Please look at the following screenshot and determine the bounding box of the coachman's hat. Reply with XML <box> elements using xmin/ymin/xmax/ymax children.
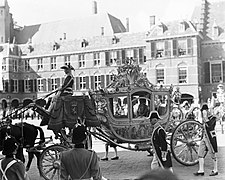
<box><xmin>60</xmin><ymin>64</ymin><xmax>75</xmax><ymax>70</ymax></box>
<box><xmin>149</xmin><ymin>111</ymin><xmax>162</xmax><ymax>120</ymax></box>
<box><xmin>200</xmin><ymin>103</ymin><xmax>209</xmax><ymax>111</ymax></box>
<box><xmin>2</xmin><ymin>136</ymin><xmax>18</xmax><ymax>156</ymax></box>
<box><xmin>72</xmin><ymin>124</ymin><xmax>87</xmax><ymax>144</ymax></box>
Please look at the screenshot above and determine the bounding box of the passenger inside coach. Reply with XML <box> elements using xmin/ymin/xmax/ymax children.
<box><xmin>132</xmin><ymin>92</ymin><xmax>151</xmax><ymax>118</ymax></box>
<box><xmin>137</xmin><ymin>98</ymin><xmax>150</xmax><ymax>117</ymax></box>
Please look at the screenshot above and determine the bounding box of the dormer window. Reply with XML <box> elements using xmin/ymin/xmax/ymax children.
<box><xmin>81</xmin><ymin>39</ymin><xmax>88</xmax><ymax>47</ymax></box>
<box><xmin>28</xmin><ymin>45</ymin><xmax>34</xmax><ymax>53</ymax></box>
<box><xmin>157</xmin><ymin>22</ymin><xmax>167</xmax><ymax>35</ymax></box>
<box><xmin>179</xmin><ymin>21</ymin><xmax>186</xmax><ymax>32</ymax></box>
<box><xmin>112</xmin><ymin>36</ymin><xmax>119</xmax><ymax>44</ymax></box>
<box><xmin>53</xmin><ymin>42</ymin><xmax>60</xmax><ymax>50</ymax></box>
<box><xmin>212</xmin><ymin>20</ymin><xmax>219</xmax><ymax>37</ymax></box>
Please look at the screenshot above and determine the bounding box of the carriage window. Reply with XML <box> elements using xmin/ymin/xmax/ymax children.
<box><xmin>154</xmin><ymin>94</ymin><xmax>169</xmax><ymax>116</ymax></box>
<box><xmin>110</xmin><ymin>96</ymin><xmax>128</xmax><ymax>118</ymax></box>
<box><xmin>132</xmin><ymin>92</ymin><xmax>151</xmax><ymax>118</ymax></box>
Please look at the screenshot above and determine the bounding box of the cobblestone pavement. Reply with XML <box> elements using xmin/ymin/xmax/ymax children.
<box><xmin>3</xmin><ymin>120</ymin><xmax>225</xmax><ymax>180</ymax></box>
<box><xmin>26</xmin><ymin>132</ymin><xmax>225</xmax><ymax>180</ymax></box>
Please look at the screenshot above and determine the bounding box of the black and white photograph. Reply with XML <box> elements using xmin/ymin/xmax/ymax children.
<box><xmin>0</xmin><ymin>0</ymin><xmax>225</xmax><ymax>179</ymax></box>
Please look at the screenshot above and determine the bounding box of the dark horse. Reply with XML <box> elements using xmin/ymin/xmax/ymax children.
<box><xmin>0</xmin><ymin>122</ymin><xmax>45</xmax><ymax>173</ymax></box>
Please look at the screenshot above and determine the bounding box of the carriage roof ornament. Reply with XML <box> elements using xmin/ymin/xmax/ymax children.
<box><xmin>104</xmin><ymin>60</ymin><xmax>172</xmax><ymax>94</ymax></box>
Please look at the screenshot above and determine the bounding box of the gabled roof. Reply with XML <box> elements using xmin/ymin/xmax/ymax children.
<box><xmin>19</xmin><ymin>32</ymin><xmax>146</xmax><ymax>57</ymax></box>
<box><xmin>14</xmin><ymin>12</ymin><xmax>126</xmax><ymax>45</ymax></box>
<box><xmin>146</xmin><ymin>20</ymin><xmax>198</xmax><ymax>40</ymax></box>
<box><xmin>191</xmin><ymin>1</ymin><xmax>225</xmax><ymax>40</ymax></box>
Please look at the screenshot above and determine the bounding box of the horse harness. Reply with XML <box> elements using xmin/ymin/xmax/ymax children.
<box><xmin>0</xmin><ymin>159</ymin><xmax>17</xmax><ymax>180</ymax></box>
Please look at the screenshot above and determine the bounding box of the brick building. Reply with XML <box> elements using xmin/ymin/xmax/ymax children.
<box><xmin>0</xmin><ymin>0</ymin><xmax>224</xmax><ymax>109</ymax></box>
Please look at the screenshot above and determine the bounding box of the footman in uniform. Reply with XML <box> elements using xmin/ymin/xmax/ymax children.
<box><xmin>60</xmin><ymin>124</ymin><xmax>106</xmax><ymax>180</ymax></box>
<box><xmin>193</xmin><ymin>103</ymin><xmax>218</xmax><ymax>176</ymax></box>
<box><xmin>150</xmin><ymin>111</ymin><xmax>173</xmax><ymax>172</ymax></box>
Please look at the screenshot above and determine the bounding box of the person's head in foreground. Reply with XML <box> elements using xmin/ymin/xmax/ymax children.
<box><xmin>2</xmin><ymin>136</ymin><xmax>19</xmax><ymax>156</ymax></box>
<box><xmin>72</xmin><ymin>124</ymin><xmax>87</xmax><ymax>145</ymax></box>
<box><xmin>137</xmin><ymin>169</ymin><xmax>179</xmax><ymax>180</ymax></box>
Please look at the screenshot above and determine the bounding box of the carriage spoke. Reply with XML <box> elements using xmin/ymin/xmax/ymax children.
<box><xmin>50</xmin><ymin>168</ymin><xmax>57</xmax><ymax>180</ymax></box>
<box><xmin>174</xmin><ymin>137</ymin><xmax>187</xmax><ymax>144</ymax></box>
<box><xmin>175</xmin><ymin>144</ymin><xmax>187</xmax><ymax>157</ymax></box>
<box><xmin>42</xmin><ymin>164</ymin><xmax>53</xmax><ymax>168</ymax></box>
<box><xmin>42</xmin><ymin>157</ymin><xmax>53</xmax><ymax>163</ymax></box>
<box><xmin>44</xmin><ymin>166</ymin><xmax>54</xmax><ymax>175</ymax></box>
<box><xmin>178</xmin><ymin>128</ymin><xmax>188</xmax><ymax>141</ymax></box>
<box><xmin>46</xmin><ymin>151</ymin><xmax>56</xmax><ymax>160</ymax></box>
<box><xmin>190</xmin><ymin>144</ymin><xmax>199</xmax><ymax>154</ymax></box>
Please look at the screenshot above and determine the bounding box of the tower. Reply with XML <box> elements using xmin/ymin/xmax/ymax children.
<box><xmin>0</xmin><ymin>0</ymin><xmax>12</xmax><ymax>44</ymax></box>
<box><xmin>199</xmin><ymin>0</ymin><xmax>210</xmax><ymax>38</ymax></box>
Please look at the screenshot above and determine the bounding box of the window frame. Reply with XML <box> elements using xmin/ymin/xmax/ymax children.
<box><xmin>2</xmin><ymin>58</ymin><xmax>6</xmax><ymax>71</ymax></box>
<box><xmin>177</xmin><ymin>39</ymin><xmax>187</xmax><ymax>56</ymax></box>
<box><xmin>12</xmin><ymin>59</ymin><xmax>18</xmax><ymax>72</ymax></box>
<box><xmin>79</xmin><ymin>76</ymin><xmax>86</xmax><ymax>90</ymax></box>
<box><xmin>24</xmin><ymin>79</ymin><xmax>31</xmax><ymax>92</ymax></box>
<box><xmin>94</xmin><ymin>75</ymin><xmax>101</xmax><ymax>89</ymax></box>
<box><xmin>37</xmin><ymin>58</ymin><xmax>43</xmax><ymax>71</ymax></box>
<box><xmin>155</xmin><ymin>41</ymin><xmax>165</xmax><ymax>58</ymax></box>
<box><xmin>78</xmin><ymin>54</ymin><xmax>85</xmax><ymax>68</ymax></box>
<box><xmin>178</xmin><ymin>66</ymin><xmax>187</xmax><ymax>84</ymax></box>
<box><xmin>50</xmin><ymin>57</ymin><xmax>57</xmax><ymax>70</ymax></box>
<box><xmin>156</xmin><ymin>66</ymin><xmax>165</xmax><ymax>84</ymax></box>
<box><xmin>51</xmin><ymin>78</ymin><xmax>58</xmax><ymax>91</ymax></box>
<box><xmin>64</xmin><ymin>55</ymin><xmax>71</xmax><ymax>66</ymax></box>
<box><xmin>93</xmin><ymin>52</ymin><xmax>101</xmax><ymax>67</ymax></box>
<box><xmin>211</xmin><ymin>62</ymin><xmax>222</xmax><ymax>83</ymax></box>
<box><xmin>12</xmin><ymin>79</ymin><xmax>18</xmax><ymax>93</ymax></box>
<box><xmin>37</xmin><ymin>78</ymin><xmax>45</xmax><ymax>92</ymax></box>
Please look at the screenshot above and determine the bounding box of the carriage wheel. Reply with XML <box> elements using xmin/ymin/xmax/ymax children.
<box><xmin>170</xmin><ymin>120</ymin><xmax>202</xmax><ymax>166</ymax></box>
<box><xmin>39</xmin><ymin>144</ymin><xmax>68</xmax><ymax>180</ymax></box>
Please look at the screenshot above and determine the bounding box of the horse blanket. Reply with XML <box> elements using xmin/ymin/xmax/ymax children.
<box><xmin>47</xmin><ymin>95</ymin><xmax>100</xmax><ymax>131</ymax></box>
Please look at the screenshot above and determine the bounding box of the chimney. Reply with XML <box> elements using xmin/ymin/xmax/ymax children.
<box><xmin>149</xmin><ymin>15</ymin><xmax>155</xmax><ymax>29</ymax></box>
<box><xmin>101</xmin><ymin>27</ymin><xmax>104</xmax><ymax>36</ymax></box>
<box><xmin>92</xmin><ymin>1</ymin><xmax>97</xmax><ymax>14</ymax></box>
<box><xmin>126</xmin><ymin>18</ymin><xmax>129</xmax><ymax>32</ymax></box>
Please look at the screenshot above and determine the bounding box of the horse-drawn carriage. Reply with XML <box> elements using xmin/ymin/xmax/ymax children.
<box><xmin>0</xmin><ymin>63</ymin><xmax>203</xmax><ymax>180</ymax></box>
